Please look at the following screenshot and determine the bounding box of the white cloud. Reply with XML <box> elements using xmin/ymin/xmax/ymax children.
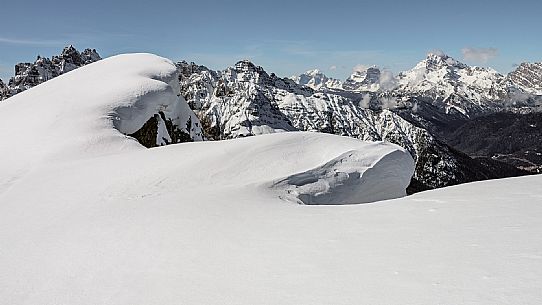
<box><xmin>412</xmin><ymin>102</ymin><xmax>419</xmax><ymax>113</ymax></box>
<box><xmin>380</xmin><ymin>97</ymin><xmax>398</xmax><ymax>110</ymax></box>
<box><xmin>379</xmin><ymin>70</ymin><xmax>398</xmax><ymax>91</ymax></box>
<box><xmin>359</xmin><ymin>94</ymin><xmax>371</xmax><ymax>108</ymax></box>
<box><xmin>329</xmin><ymin>65</ymin><xmax>337</xmax><ymax>71</ymax></box>
<box><xmin>0</xmin><ymin>37</ymin><xmax>64</xmax><ymax>46</ymax></box>
<box><xmin>461</xmin><ymin>47</ymin><xmax>498</xmax><ymax>63</ymax></box>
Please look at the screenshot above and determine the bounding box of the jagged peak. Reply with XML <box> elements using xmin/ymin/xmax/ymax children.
<box><xmin>61</xmin><ymin>44</ymin><xmax>79</xmax><ymax>55</ymax></box>
<box><xmin>512</xmin><ymin>61</ymin><xmax>542</xmax><ymax>70</ymax></box>
<box><xmin>422</xmin><ymin>51</ymin><xmax>467</xmax><ymax>70</ymax></box>
<box><xmin>234</xmin><ymin>59</ymin><xmax>258</xmax><ymax>72</ymax></box>
<box><xmin>350</xmin><ymin>65</ymin><xmax>380</xmax><ymax>78</ymax></box>
<box><xmin>304</xmin><ymin>68</ymin><xmax>323</xmax><ymax>75</ymax></box>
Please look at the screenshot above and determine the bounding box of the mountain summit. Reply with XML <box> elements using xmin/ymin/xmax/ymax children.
<box><xmin>290</xmin><ymin>69</ymin><xmax>342</xmax><ymax>90</ymax></box>
<box><xmin>1</xmin><ymin>45</ymin><xmax>101</xmax><ymax>100</ymax></box>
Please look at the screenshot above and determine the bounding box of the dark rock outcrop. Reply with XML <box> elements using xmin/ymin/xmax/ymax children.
<box><xmin>1</xmin><ymin>45</ymin><xmax>101</xmax><ymax>100</ymax></box>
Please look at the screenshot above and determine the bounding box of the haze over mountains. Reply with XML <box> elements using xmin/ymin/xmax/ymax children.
<box><xmin>1</xmin><ymin>46</ymin><xmax>541</xmax><ymax>194</ymax></box>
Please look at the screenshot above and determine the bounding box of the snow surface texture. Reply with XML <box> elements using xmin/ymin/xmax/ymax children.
<box><xmin>1</xmin><ymin>54</ymin><xmax>541</xmax><ymax>305</ymax></box>
<box><xmin>272</xmin><ymin>141</ymin><xmax>414</xmax><ymax>204</ymax></box>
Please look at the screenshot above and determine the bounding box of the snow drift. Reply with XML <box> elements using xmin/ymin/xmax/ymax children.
<box><xmin>272</xmin><ymin>146</ymin><xmax>413</xmax><ymax>204</ymax></box>
<box><xmin>1</xmin><ymin>53</ymin><xmax>541</xmax><ymax>305</ymax></box>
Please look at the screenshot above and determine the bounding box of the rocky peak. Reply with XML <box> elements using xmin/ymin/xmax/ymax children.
<box><xmin>81</xmin><ymin>48</ymin><xmax>101</xmax><ymax>64</ymax></box>
<box><xmin>292</xmin><ymin>69</ymin><xmax>342</xmax><ymax>90</ymax></box>
<box><xmin>342</xmin><ymin>66</ymin><xmax>381</xmax><ymax>92</ymax></box>
<box><xmin>177</xmin><ymin>60</ymin><xmax>215</xmax><ymax>78</ymax></box>
<box><xmin>234</xmin><ymin>60</ymin><xmax>260</xmax><ymax>73</ymax></box>
<box><xmin>56</xmin><ymin>45</ymin><xmax>83</xmax><ymax>66</ymax></box>
<box><xmin>228</xmin><ymin>60</ymin><xmax>270</xmax><ymax>84</ymax></box>
<box><xmin>0</xmin><ymin>79</ymin><xmax>8</xmax><ymax>100</ymax></box>
<box><xmin>507</xmin><ymin>62</ymin><xmax>542</xmax><ymax>95</ymax></box>
<box><xmin>423</xmin><ymin>52</ymin><xmax>467</xmax><ymax>71</ymax></box>
<box><xmin>1</xmin><ymin>45</ymin><xmax>101</xmax><ymax>100</ymax></box>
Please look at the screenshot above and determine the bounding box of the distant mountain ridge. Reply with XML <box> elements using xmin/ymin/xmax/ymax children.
<box><xmin>177</xmin><ymin>59</ymin><xmax>533</xmax><ymax>192</ymax></box>
<box><xmin>0</xmin><ymin>45</ymin><xmax>101</xmax><ymax>100</ymax></box>
<box><xmin>2</xmin><ymin>46</ymin><xmax>540</xmax><ymax>192</ymax></box>
<box><xmin>294</xmin><ymin>52</ymin><xmax>541</xmax><ymax>114</ymax></box>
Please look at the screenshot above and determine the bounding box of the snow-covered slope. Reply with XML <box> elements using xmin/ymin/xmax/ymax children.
<box><xmin>0</xmin><ymin>53</ymin><xmax>202</xmax><ymax>187</ymax></box>
<box><xmin>394</xmin><ymin>52</ymin><xmax>508</xmax><ymax>117</ymax></box>
<box><xmin>507</xmin><ymin>62</ymin><xmax>542</xmax><ymax>95</ymax></box>
<box><xmin>0</xmin><ymin>53</ymin><xmax>541</xmax><ymax>304</ymax></box>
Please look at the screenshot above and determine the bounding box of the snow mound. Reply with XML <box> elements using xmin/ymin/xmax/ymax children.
<box><xmin>273</xmin><ymin>147</ymin><xmax>413</xmax><ymax>204</ymax></box>
<box><xmin>0</xmin><ymin>53</ymin><xmax>202</xmax><ymax>192</ymax></box>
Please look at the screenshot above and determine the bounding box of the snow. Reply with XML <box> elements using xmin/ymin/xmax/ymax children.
<box><xmin>291</xmin><ymin>69</ymin><xmax>343</xmax><ymax>90</ymax></box>
<box><xmin>0</xmin><ymin>53</ymin><xmax>202</xmax><ymax>193</ymax></box>
<box><xmin>1</xmin><ymin>53</ymin><xmax>542</xmax><ymax>305</ymax></box>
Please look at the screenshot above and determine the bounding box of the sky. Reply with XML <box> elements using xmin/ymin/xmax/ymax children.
<box><xmin>1</xmin><ymin>0</ymin><xmax>541</xmax><ymax>82</ymax></box>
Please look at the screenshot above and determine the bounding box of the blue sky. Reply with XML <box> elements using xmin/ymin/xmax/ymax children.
<box><xmin>1</xmin><ymin>0</ymin><xmax>541</xmax><ymax>81</ymax></box>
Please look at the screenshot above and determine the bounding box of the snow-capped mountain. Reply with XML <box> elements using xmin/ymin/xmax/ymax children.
<box><xmin>178</xmin><ymin>59</ymin><xmax>522</xmax><ymax>191</ymax></box>
<box><xmin>506</xmin><ymin>62</ymin><xmax>542</xmax><ymax>95</ymax></box>
<box><xmin>291</xmin><ymin>66</ymin><xmax>383</xmax><ymax>92</ymax></box>
<box><xmin>393</xmin><ymin>52</ymin><xmax>509</xmax><ymax>117</ymax></box>
<box><xmin>290</xmin><ymin>52</ymin><xmax>541</xmax><ymax>120</ymax></box>
<box><xmin>342</xmin><ymin>66</ymin><xmax>382</xmax><ymax>92</ymax></box>
<box><xmin>0</xmin><ymin>45</ymin><xmax>101</xmax><ymax>100</ymax></box>
<box><xmin>2</xmin><ymin>47</ymin><xmax>538</xmax><ymax>190</ymax></box>
<box><xmin>290</xmin><ymin>69</ymin><xmax>342</xmax><ymax>90</ymax></box>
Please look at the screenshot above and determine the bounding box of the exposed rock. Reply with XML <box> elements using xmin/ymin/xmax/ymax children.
<box><xmin>179</xmin><ymin>59</ymin><xmax>520</xmax><ymax>192</ymax></box>
<box><xmin>342</xmin><ymin>66</ymin><xmax>381</xmax><ymax>92</ymax></box>
<box><xmin>1</xmin><ymin>45</ymin><xmax>101</xmax><ymax>100</ymax></box>
<box><xmin>506</xmin><ymin>62</ymin><xmax>542</xmax><ymax>95</ymax></box>
<box><xmin>129</xmin><ymin>111</ymin><xmax>195</xmax><ymax>148</ymax></box>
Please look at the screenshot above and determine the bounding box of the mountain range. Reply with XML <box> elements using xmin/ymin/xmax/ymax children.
<box><xmin>2</xmin><ymin>46</ymin><xmax>541</xmax><ymax>192</ymax></box>
<box><xmin>2</xmin><ymin>52</ymin><xmax>541</xmax><ymax>304</ymax></box>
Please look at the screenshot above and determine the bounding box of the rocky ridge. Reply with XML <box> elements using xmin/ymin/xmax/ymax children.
<box><xmin>178</xmin><ymin>59</ymin><xmax>527</xmax><ymax>192</ymax></box>
<box><xmin>3</xmin><ymin>47</ymin><xmax>539</xmax><ymax>192</ymax></box>
<box><xmin>1</xmin><ymin>45</ymin><xmax>101</xmax><ymax>100</ymax></box>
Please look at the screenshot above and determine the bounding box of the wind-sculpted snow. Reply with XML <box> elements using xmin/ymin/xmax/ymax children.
<box><xmin>273</xmin><ymin>147</ymin><xmax>414</xmax><ymax>204</ymax></box>
<box><xmin>0</xmin><ymin>54</ymin><xmax>202</xmax><ymax>194</ymax></box>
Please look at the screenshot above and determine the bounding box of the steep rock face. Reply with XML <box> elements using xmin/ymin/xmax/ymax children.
<box><xmin>1</xmin><ymin>45</ymin><xmax>101</xmax><ymax>100</ymax></box>
<box><xmin>179</xmin><ymin>60</ymin><xmax>509</xmax><ymax>191</ymax></box>
<box><xmin>506</xmin><ymin>62</ymin><xmax>542</xmax><ymax>95</ymax></box>
<box><xmin>0</xmin><ymin>79</ymin><xmax>8</xmax><ymax>100</ymax></box>
<box><xmin>342</xmin><ymin>66</ymin><xmax>381</xmax><ymax>92</ymax></box>
<box><xmin>179</xmin><ymin>60</ymin><xmax>303</xmax><ymax>139</ymax></box>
